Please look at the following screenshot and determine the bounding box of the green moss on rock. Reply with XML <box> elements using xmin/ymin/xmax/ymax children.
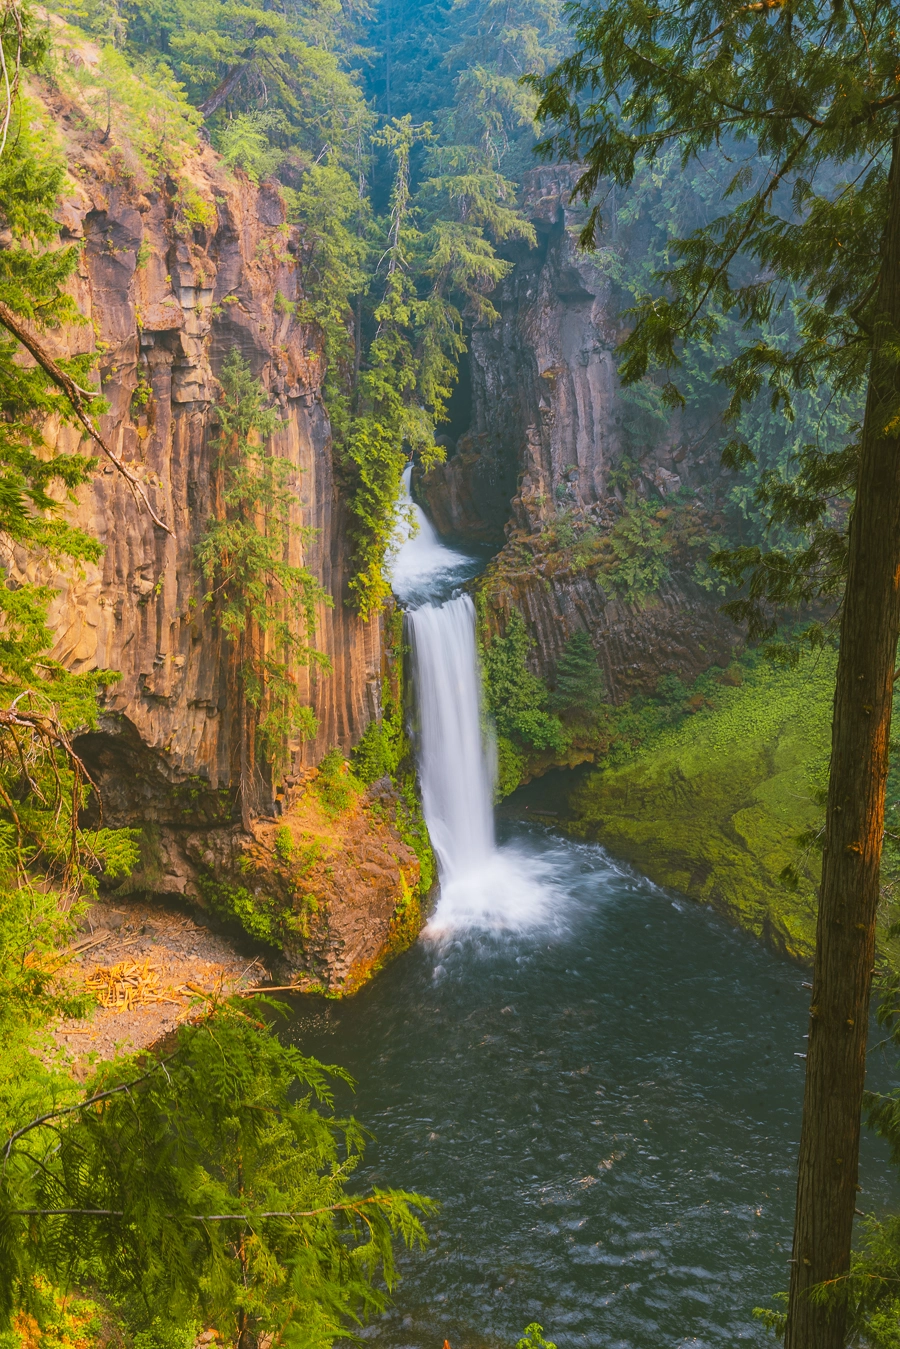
<box><xmin>567</xmin><ymin>652</ymin><xmax>837</xmax><ymax>960</ymax></box>
<box><xmin>198</xmin><ymin>873</ymin><xmax>292</xmax><ymax>949</ymax></box>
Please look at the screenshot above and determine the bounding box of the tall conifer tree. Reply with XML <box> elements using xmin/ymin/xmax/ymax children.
<box><xmin>535</xmin><ymin>5</ymin><xmax>900</xmax><ymax>1347</ymax></box>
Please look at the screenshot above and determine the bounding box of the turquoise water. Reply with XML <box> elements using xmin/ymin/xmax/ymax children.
<box><xmin>286</xmin><ymin>823</ymin><xmax>897</xmax><ymax>1349</ymax></box>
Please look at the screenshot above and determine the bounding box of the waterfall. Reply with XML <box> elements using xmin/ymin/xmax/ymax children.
<box><xmin>407</xmin><ymin>595</ymin><xmax>495</xmax><ymax>881</ymax></box>
<box><xmin>389</xmin><ymin>468</ymin><xmax>559</xmax><ymax>936</ymax></box>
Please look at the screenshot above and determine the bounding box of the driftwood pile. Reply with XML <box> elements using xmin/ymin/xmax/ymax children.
<box><xmin>83</xmin><ymin>959</ymin><xmax>176</xmax><ymax>1010</ymax></box>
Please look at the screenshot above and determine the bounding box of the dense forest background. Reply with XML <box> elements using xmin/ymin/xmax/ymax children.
<box><xmin>53</xmin><ymin>0</ymin><xmax>861</xmax><ymax>592</ymax></box>
<box><xmin>3</xmin><ymin>0</ymin><xmax>898</xmax><ymax>1345</ymax></box>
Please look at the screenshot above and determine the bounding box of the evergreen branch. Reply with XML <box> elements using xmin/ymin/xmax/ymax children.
<box><xmin>702</xmin><ymin>0</ymin><xmax>788</xmax><ymax>44</ymax></box>
<box><xmin>12</xmin><ymin>1196</ymin><xmax>430</xmax><ymax>1221</ymax></box>
<box><xmin>1</xmin><ymin>1053</ymin><xmax>179</xmax><ymax>1165</ymax></box>
<box><xmin>198</xmin><ymin>59</ymin><xmax>255</xmax><ymax>117</ymax></box>
<box><xmin>0</xmin><ymin>300</ymin><xmax>174</xmax><ymax>536</ymax></box>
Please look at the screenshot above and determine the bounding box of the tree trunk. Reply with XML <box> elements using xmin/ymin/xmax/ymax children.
<box><xmin>785</xmin><ymin>125</ymin><xmax>900</xmax><ymax>1349</ymax></box>
<box><xmin>198</xmin><ymin>59</ymin><xmax>254</xmax><ymax>118</ymax></box>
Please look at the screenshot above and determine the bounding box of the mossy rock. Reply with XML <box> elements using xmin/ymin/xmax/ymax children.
<box><xmin>566</xmin><ymin>652</ymin><xmax>837</xmax><ymax>960</ymax></box>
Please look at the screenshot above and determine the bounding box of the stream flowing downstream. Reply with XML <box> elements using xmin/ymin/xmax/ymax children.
<box><xmin>287</xmin><ymin>473</ymin><xmax>897</xmax><ymax>1348</ymax></box>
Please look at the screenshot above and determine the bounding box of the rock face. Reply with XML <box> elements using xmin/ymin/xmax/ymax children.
<box><xmin>421</xmin><ymin>166</ymin><xmax>723</xmax><ymax>537</ymax></box>
<box><xmin>177</xmin><ymin>774</ymin><xmax>423</xmax><ymax>996</ymax></box>
<box><xmin>38</xmin><ymin>137</ymin><xmax>380</xmax><ymax>792</ymax></box>
<box><xmin>479</xmin><ymin>564</ymin><xmax>739</xmax><ymax>702</ymax></box>
<box><xmin>417</xmin><ymin>165</ymin><xmax>740</xmax><ymax>699</ymax></box>
<box><xmin>20</xmin><ymin>72</ymin><xmax>417</xmax><ymax>989</ymax></box>
<box><xmin>412</xmin><ymin>434</ymin><xmax>517</xmax><ymax>545</ymax></box>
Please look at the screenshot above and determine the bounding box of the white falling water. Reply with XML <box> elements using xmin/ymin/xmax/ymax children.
<box><xmin>389</xmin><ymin>469</ymin><xmax>561</xmax><ymax>938</ymax></box>
<box><xmin>407</xmin><ymin>595</ymin><xmax>496</xmax><ymax>877</ymax></box>
<box><xmin>388</xmin><ymin>470</ymin><xmax>473</xmax><ymax>610</ymax></box>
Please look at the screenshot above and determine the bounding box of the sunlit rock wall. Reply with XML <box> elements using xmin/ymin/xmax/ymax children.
<box><xmin>23</xmin><ymin>92</ymin><xmax>381</xmax><ymax>828</ymax></box>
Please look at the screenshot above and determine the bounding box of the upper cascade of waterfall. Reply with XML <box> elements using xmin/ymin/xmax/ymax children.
<box><xmin>388</xmin><ymin>467</ymin><xmax>481</xmax><ymax>609</ymax></box>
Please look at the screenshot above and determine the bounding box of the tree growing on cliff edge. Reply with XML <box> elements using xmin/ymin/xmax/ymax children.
<box><xmin>197</xmin><ymin>350</ymin><xmax>332</xmax><ymax>825</ymax></box>
<box><xmin>535</xmin><ymin>4</ymin><xmax>900</xmax><ymax>1347</ymax></box>
<box><xmin>550</xmin><ymin>631</ymin><xmax>605</xmax><ymax>723</ymax></box>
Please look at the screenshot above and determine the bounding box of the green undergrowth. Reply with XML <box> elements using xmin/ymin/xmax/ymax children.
<box><xmin>197</xmin><ymin>871</ymin><xmax>296</xmax><ymax>950</ymax></box>
<box><xmin>480</xmin><ymin>491</ymin><xmax>724</xmax><ymax>613</ymax></box>
<box><xmin>479</xmin><ymin>598</ymin><xmax>856</xmax><ymax>964</ymax></box>
<box><xmin>314</xmin><ymin>748</ymin><xmax>362</xmax><ymax>818</ymax></box>
<box><xmin>477</xmin><ymin>600</ymin><xmax>744</xmax><ymax>799</ymax></box>
<box><xmin>351</xmin><ymin>609</ymin><xmax>436</xmax><ymax>901</ymax></box>
<box><xmin>566</xmin><ymin>649</ymin><xmax>840</xmax><ymax>960</ymax></box>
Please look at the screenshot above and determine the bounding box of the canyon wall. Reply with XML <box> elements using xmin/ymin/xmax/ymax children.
<box><xmin>416</xmin><ymin>165</ymin><xmax>740</xmax><ymax>696</ymax></box>
<box><xmin>38</xmin><ymin>133</ymin><xmax>381</xmax><ymax>805</ymax></box>
<box><xmin>17</xmin><ymin>63</ymin><xmax>419</xmax><ymax>989</ymax></box>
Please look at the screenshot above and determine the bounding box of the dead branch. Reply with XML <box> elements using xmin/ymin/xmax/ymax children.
<box><xmin>0</xmin><ymin>300</ymin><xmax>174</xmax><ymax>536</ymax></box>
<box><xmin>0</xmin><ymin>0</ymin><xmax>23</xmax><ymax>159</ymax></box>
<box><xmin>198</xmin><ymin>60</ymin><xmax>255</xmax><ymax>118</ymax></box>
<box><xmin>0</xmin><ymin>700</ymin><xmax>102</xmax><ymax>893</ymax></box>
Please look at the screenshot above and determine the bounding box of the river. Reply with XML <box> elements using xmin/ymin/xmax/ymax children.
<box><xmin>285</xmin><ymin>472</ymin><xmax>897</xmax><ymax>1348</ymax></box>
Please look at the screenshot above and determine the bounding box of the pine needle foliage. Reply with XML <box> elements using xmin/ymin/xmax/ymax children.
<box><xmin>339</xmin><ymin>116</ymin><xmax>455</xmax><ymax>617</ymax></box>
<box><xmin>0</xmin><ymin>19</ymin><xmax>432</xmax><ymax>1347</ymax></box>
<box><xmin>531</xmin><ymin>0</ymin><xmax>900</xmax><ymax>647</ymax></box>
<box><xmin>0</xmin><ymin>0</ymin><xmax>139</xmax><ymax>939</ymax></box>
<box><xmin>0</xmin><ymin>70</ymin><xmax>103</xmax><ymax>665</ymax></box>
<box><xmin>0</xmin><ymin>1000</ymin><xmax>435</xmax><ymax>1349</ymax></box>
<box><xmin>480</xmin><ymin>610</ymin><xmax>566</xmax><ymax>754</ymax></box>
<box><xmin>549</xmin><ymin>631</ymin><xmax>605</xmax><ymax>722</ymax></box>
<box><xmin>534</xmin><ymin>5</ymin><xmax>900</xmax><ymax>1344</ymax></box>
<box><xmin>55</xmin><ymin>0</ymin><xmax>371</xmax><ymax>178</ymax></box>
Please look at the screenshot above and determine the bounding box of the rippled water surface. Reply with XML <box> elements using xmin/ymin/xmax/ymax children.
<box><xmin>286</xmin><ymin>825</ymin><xmax>896</xmax><ymax>1349</ymax></box>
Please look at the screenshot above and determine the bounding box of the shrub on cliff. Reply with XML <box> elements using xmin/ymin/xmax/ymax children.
<box><xmin>480</xmin><ymin>611</ymin><xmax>567</xmax><ymax>755</ymax></box>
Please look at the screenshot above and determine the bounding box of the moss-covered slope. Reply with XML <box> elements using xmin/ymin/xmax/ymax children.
<box><xmin>566</xmin><ymin>653</ymin><xmax>837</xmax><ymax>960</ymax></box>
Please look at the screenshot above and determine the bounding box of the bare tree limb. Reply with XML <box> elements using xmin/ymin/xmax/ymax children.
<box><xmin>0</xmin><ymin>0</ymin><xmax>23</xmax><ymax>159</ymax></box>
<box><xmin>1</xmin><ymin>1052</ymin><xmax>179</xmax><ymax>1165</ymax></box>
<box><xmin>0</xmin><ymin>300</ymin><xmax>174</xmax><ymax>536</ymax></box>
<box><xmin>12</xmin><ymin>1196</ymin><xmax>415</xmax><ymax>1222</ymax></box>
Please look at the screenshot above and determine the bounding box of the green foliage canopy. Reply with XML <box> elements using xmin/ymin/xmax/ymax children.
<box><xmin>550</xmin><ymin>631</ymin><xmax>605</xmax><ymax>722</ymax></box>
<box><xmin>197</xmin><ymin>350</ymin><xmax>331</xmax><ymax>800</ymax></box>
<box><xmin>532</xmin><ymin>0</ymin><xmax>900</xmax><ymax>642</ymax></box>
<box><xmin>480</xmin><ymin>610</ymin><xmax>566</xmax><ymax>754</ymax></box>
<box><xmin>0</xmin><ymin>1000</ymin><xmax>434</xmax><ymax>1348</ymax></box>
<box><xmin>60</xmin><ymin>0</ymin><xmax>371</xmax><ymax>176</ymax></box>
<box><xmin>0</xmin><ymin>1</ymin><xmax>140</xmax><ymax>965</ymax></box>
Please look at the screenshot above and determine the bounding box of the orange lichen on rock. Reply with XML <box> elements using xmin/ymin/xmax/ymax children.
<box><xmin>238</xmin><ymin>772</ymin><xmax>425</xmax><ymax>995</ymax></box>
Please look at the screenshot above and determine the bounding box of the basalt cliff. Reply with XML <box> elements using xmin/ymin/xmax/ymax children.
<box><xmin>416</xmin><ymin>165</ymin><xmax>741</xmax><ymax>703</ymax></box>
<box><xmin>22</xmin><ymin>59</ymin><xmax>422</xmax><ymax>993</ymax></box>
